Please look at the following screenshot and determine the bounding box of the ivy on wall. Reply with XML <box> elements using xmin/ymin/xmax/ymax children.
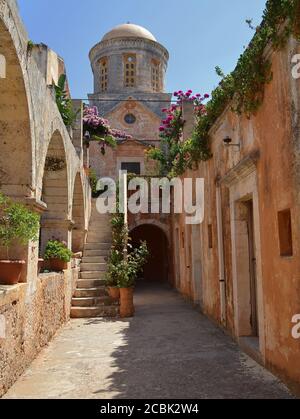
<box><xmin>148</xmin><ymin>0</ymin><xmax>300</xmax><ymax>177</ymax></box>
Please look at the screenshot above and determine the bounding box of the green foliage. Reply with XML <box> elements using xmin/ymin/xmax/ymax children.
<box><xmin>105</xmin><ymin>188</ymin><xmax>149</xmax><ymax>288</ymax></box>
<box><xmin>92</xmin><ymin>135</ymin><xmax>117</xmax><ymax>156</ymax></box>
<box><xmin>44</xmin><ymin>240</ymin><xmax>73</xmax><ymax>262</ymax></box>
<box><xmin>88</xmin><ymin>168</ymin><xmax>98</xmax><ymax>197</ymax></box>
<box><xmin>54</xmin><ymin>74</ymin><xmax>77</xmax><ymax>128</ymax></box>
<box><xmin>0</xmin><ymin>193</ymin><xmax>40</xmax><ymax>256</ymax></box>
<box><xmin>27</xmin><ymin>40</ymin><xmax>34</xmax><ymax>54</ymax></box>
<box><xmin>206</xmin><ymin>0</ymin><xmax>300</xmax><ymax>119</ymax></box>
<box><xmin>165</xmin><ymin>0</ymin><xmax>300</xmax><ymax>177</ymax></box>
<box><xmin>106</xmin><ymin>242</ymin><xmax>149</xmax><ymax>289</ymax></box>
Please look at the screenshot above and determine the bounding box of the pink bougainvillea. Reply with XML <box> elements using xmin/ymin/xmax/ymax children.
<box><xmin>83</xmin><ymin>106</ymin><xmax>132</xmax><ymax>141</ymax></box>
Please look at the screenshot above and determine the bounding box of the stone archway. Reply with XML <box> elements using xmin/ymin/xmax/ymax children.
<box><xmin>40</xmin><ymin>130</ymin><xmax>70</xmax><ymax>255</ymax></box>
<box><xmin>71</xmin><ymin>173</ymin><xmax>86</xmax><ymax>253</ymax></box>
<box><xmin>130</xmin><ymin>224</ymin><xmax>169</xmax><ymax>283</ymax></box>
<box><xmin>0</xmin><ymin>19</ymin><xmax>33</xmax><ymax>197</ymax></box>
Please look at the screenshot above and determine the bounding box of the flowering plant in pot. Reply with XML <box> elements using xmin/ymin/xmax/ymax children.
<box><xmin>0</xmin><ymin>193</ymin><xmax>40</xmax><ymax>285</ymax></box>
<box><xmin>118</xmin><ymin>242</ymin><xmax>149</xmax><ymax>318</ymax></box>
<box><xmin>44</xmin><ymin>240</ymin><xmax>73</xmax><ymax>272</ymax></box>
<box><xmin>106</xmin><ymin>240</ymin><xmax>149</xmax><ymax>317</ymax></box>
<box><xmin>105</xmin><ymin>212</ymin><xmax>127</xmax><ymax>301</ymax></box>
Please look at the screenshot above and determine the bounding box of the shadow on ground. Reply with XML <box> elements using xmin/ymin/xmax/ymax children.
<box><xmin>88</xmin><ymin>282</ymin><xmax>293</xmax><ymax>400</ymax></box>
<box><xmin>3</xmin><ymin>282</ymin><xmax>294</xmax><ymax>399</ymax></box>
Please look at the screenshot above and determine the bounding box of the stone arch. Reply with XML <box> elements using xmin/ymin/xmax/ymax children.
<box><xmin>129</xmin><ymin>219</ymin><xmax>170</xmax><ymax>241</ymax></box>
<box><xmin>129</xmin><ymin>223</ymin><xmax>170</xmax><ymax>282</ymax></box>
<box><xmin>40</xmin><ymin>130</ymin><xmax>70</xmax><ymax>255</ymax></box>
<box><xmin>71</xmin><ymin>172</ymin><xmax>86</xmax><ymax>253</ymax></box>
<box><xmin>0</xmin><ymin>19</ymin><xmax>33</xmax><ymax>197</ymax></box>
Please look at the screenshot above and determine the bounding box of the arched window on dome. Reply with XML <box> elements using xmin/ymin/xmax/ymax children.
<box><xmin>99</xmin><ymin>57</ymin><xmax>108</xmax><ymax>92</ymax></box>
<box><xmin>124</xmin><ymin>54</ymin><xmax>136</xmax><ymax>88</ymax></box>
<box><xmin>151</xmin><ymin>59</ymin><xmax>161</xmax><ymax>92</ymax></box>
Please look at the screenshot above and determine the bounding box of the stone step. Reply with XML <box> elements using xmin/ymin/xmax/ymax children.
<box><xmin>84</xmin><ymin>243</ymin><xmax>111</xmax><ymax>251</ymax></box>
<box><xmin>72</xmin><ymin>296</ymin><xmax>113</xmax><ymax>307</ymax></box>
<box><xmin>80</xmin><ymin>271</ymin><xmax>106</xmax><ymax>280</ymax></box>
<box><xmin>77</xmin><ymin>279</ymin><xmax>106</xmax><ymax>288</ymax></box>
<box><xmin>74</xmin><ymin>287</ymin><xmax>107</xmax><ymax>298</ymax></box>
<box><xmin>70</xmin><ymin>306</ymin><xmax>119</xmax><ymax>319</ymax></box>
<box><xmin>80</xmin><ymin>263</ymin><xmax>107</xmax><ymax>272</ymax></box>
<box><xmin>82</xmin><ymin>256</ymin><xmax>107</xmax><ymax>264</ymax></box>
<box><xmin>83</xmin><ymin>249</ymin><xmax>110</xmax><ymax>257</ymax></box>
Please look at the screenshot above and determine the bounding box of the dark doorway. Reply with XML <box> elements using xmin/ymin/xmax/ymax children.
<box><xmin>246</xmin><ymin>200</ymin><xmax>259</xmax><ymax>338</ymax></box>
<box><xmin>130</xmin><ymin>225</ymin><xmax>168</xmax><ymax>282</ymax></box>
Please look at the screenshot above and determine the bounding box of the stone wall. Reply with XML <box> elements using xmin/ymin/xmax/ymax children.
<box><xmin>171</xmin><ymin>37</ymin><xmax>300</xmax><ymax>394</ymax></box>
<box><xmin>0</xmin><ymin>268</ymin><xmax>79</xmax><ymax>397</ymax></box>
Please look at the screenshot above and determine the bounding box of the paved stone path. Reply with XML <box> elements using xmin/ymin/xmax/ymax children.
<box><xmin>3</xmin><ymin>283</ymin><xmax>294</xmax><ymax>399</ymax></box>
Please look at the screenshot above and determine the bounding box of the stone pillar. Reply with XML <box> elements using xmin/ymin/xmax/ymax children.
<box><xmin>182</xmin><ymin>101</ymin><xmax>195</xmax><ymax>142</ymax></box>
<box><xmin>72</xmin><ymin>100</ymin><xmax>83</xmax><ymax>159</ymax></box>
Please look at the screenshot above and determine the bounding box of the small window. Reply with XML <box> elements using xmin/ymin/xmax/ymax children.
<box><xmin>124</xmin><ymin>54</ymin><xmax>136</xmax><ymax>87</ymax></box>
<box><xmin>208</xmin><ymin>224</ymin><xmax>213</xmax><ymax>249</ymax></box>
<box><xmin>99</xmin><ymin>57</ymin><xmax>108</xmax><ymax>92</ymax></box>
<box><xmin>121</xmin><ymin>162</ymin><xmax>141</xmax><ymax>175</ymax></box>
<box><xmin>278</xmin><ymin>209</ymin><xmax>293</xmax><ymax>257</ymax></box>
<box><xmin>151</xmin><ymin>60</ymin><xmax>160</xmax><ymax>92</ymax></box>
<box><xmin>124</xmin><ymin>114</ymin><xmax>136</xmax><ymax>125</ymax></box>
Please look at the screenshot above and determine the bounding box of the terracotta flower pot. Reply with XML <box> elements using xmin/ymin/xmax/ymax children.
<box><xmin>119</xmin><ymin>287</ymin><xmax>135</xmax><ymax>318</ymax></box>
<box><xmin>48</xmin><ymin>258</ymin><xmax>68</xmax><ymax>272</ymax></box>
<box><xmin>108</xmin><ymin>287</ymin><xmax>120</xmax><ymax>301</ymax></box>
<box><xmin>0</xmin><ymin>260</ymin><xmax>25</xmax><ymax>285</ymax></box>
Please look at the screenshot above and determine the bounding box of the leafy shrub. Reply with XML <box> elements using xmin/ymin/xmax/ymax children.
<box><xmin>44</xmin><ymin>240</ymin><xmax>73</xmax><ymax>262</ymax></box>
<box><xmin>0</xmin><ymin>193</ymin><xmax>40</xmax><ymax>258</ymax></box>
<box><xmin>55</xmin><ymin>74</ymin><xmax>78</xmax><ymax>128</ymax></box>
<box><xmin>106</xmin><ymin>242</ymin><xmax>149</xmax><ymax>289</ymax></box>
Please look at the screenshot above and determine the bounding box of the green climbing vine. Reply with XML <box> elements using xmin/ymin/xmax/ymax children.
<box><xmin>148</xmin><ymin>0</ymin><xmax>300</xmax><ymax>177</ymax></box>
<box><xmin>195</xmin><ymin>0</ymin><xmax>300</xmax><ymax>141</ymax></box>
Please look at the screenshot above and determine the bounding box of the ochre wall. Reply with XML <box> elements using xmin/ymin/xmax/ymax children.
<box><xmin>0</xmin><ymin>269</ymin><xmax>78</xmax><ymax>397</ymax></box>
<box><xmin>171</xmin><ymin>39</ymin><xmax>300</xmax><ymax>393</ymax></box>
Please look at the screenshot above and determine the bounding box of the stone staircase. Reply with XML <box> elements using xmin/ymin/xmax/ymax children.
<box><xmin>71</xmin><ymin>202</ymin><xmax>119</xmax><ymax>318</ymax></box>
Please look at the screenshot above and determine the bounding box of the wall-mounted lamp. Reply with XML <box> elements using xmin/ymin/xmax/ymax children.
<box><xmin>223</xmin><ymin>136</ymin><xmax>240</xmax><ymax>149</ymax></box>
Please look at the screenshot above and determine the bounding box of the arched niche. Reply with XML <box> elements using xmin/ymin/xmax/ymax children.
<box><xmin>0</xmin><ymin>20</ymin><xmax>33</xmax><ymax>197</ymax></box>
<box><xmin>130</xmin><ymin>224</ymin><xmax>170</xmax><ymax>283</ymax></box>
<box><xmin>71</xmin><ymin>173</ymin><xmax>86</xmax><ymax>253</ymax></box>
<box><xmin>40</xmin><ymin>130</ymin><xmax>70</xmax><ymax>255</ymax></box>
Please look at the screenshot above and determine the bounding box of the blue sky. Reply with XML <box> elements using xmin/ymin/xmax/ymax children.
<box><xmin>18</xmin><ymin>0</ymin><xmax>267</xmax><ymax>99</ymax></box>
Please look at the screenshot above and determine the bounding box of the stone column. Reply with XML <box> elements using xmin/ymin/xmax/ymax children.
<box><xmin>182</xmin><ymin>101</ymin><xmax>195</xmax><ymax>142</ymax></box>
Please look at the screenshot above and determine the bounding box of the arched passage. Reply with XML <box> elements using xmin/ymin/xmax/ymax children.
<box><xmin>130</xmin><ymin>224</ymin><xmax>169</xmax><ymax>282</ymax></box>
<box><xmin>0</xmin><ymin>20</ymin><xmax>32</xmax><ymax>197</ymax></box>
<box><xmin>40</xmin><ymin>130</ymin><xmax>70</xmax><ymax>255</ymax></box>
<box><xmin>72</xmin><ymin>173</ymin><xmax>86</xmax><ymax>253</ymax></box>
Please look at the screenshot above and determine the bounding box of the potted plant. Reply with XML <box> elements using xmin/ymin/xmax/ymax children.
<box><xmin>118</xmin><ymin>242</ymin><xmax>149</xmax><ymax>318</ymax></box>
<box><xmin>105</xmin><ymin>212</ymin><xmax>128</xmax><ymax>301</ymax></box>
<box><xmin>44</xmin><ymin>240</ymin><xmax>73</xmax><ymax>272</ymax></box>
<box><xmin>0</xmin><ymin>193</ymin><xmax>40</xmax><ymax>285</ymax></box>
<box><xmin>106</xmin><ymin>241</ymin><xmax>149</xmax><ymax>318</ymax></box>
